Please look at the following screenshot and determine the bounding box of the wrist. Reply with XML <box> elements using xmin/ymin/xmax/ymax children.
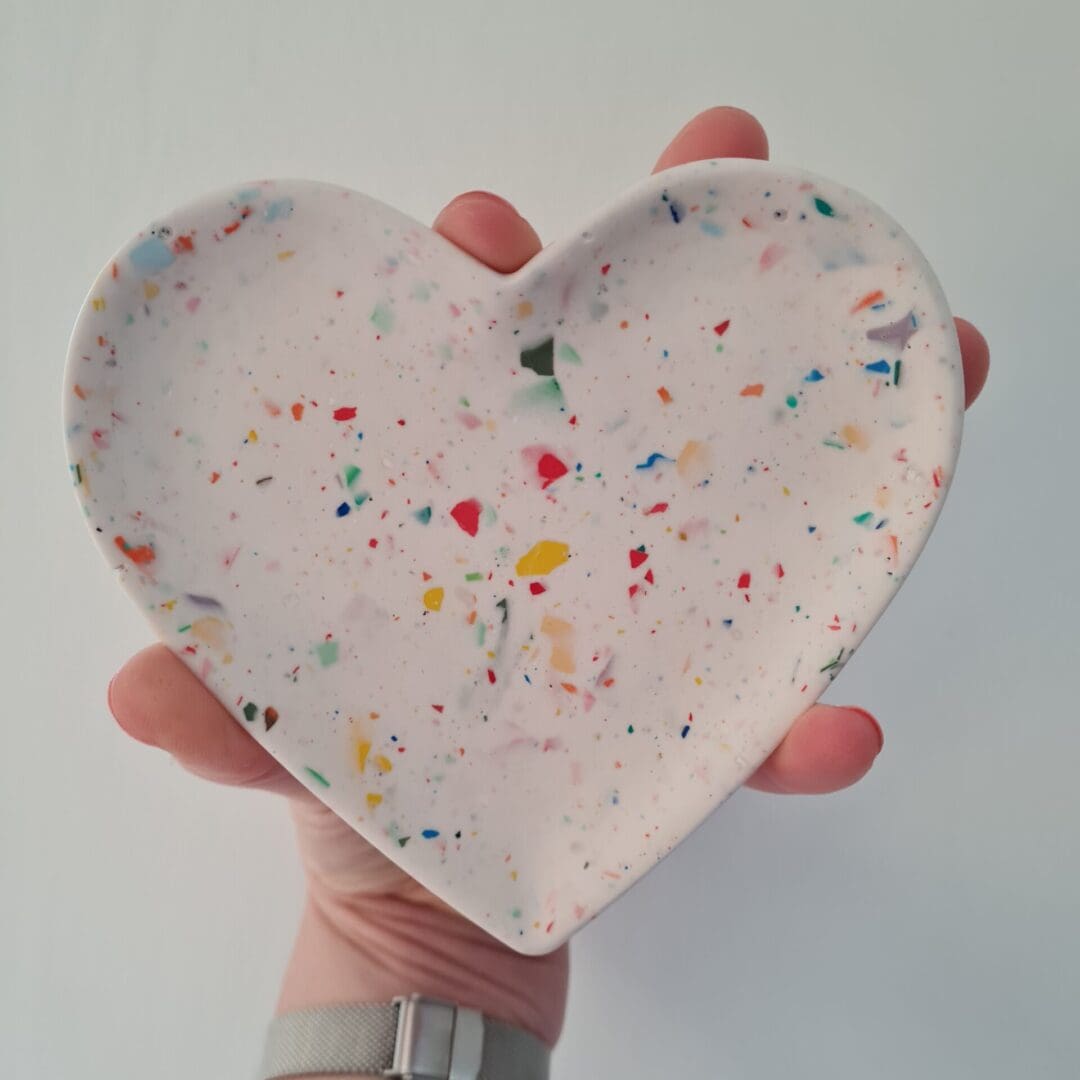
<box><xmin>276</xmin><ymin>886</ymin><xmax>569</xmax><ymax>1049</ymax></box>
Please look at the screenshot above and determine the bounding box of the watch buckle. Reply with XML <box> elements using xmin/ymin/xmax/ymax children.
<box><xmin>386</xmin><ymin>994</ymin><xmax>484</xmax><ymax>1080</ymax></box>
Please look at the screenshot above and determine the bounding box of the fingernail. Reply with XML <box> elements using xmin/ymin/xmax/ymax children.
<box><xmin>851</xmin><ymin>707</ymin><xmax>885</xmax><ymax>754</ymax></box>
<box><xmin>107</xmin><ymin>674</ymin><xmax>117</xmax><ymax>716</ymax></box>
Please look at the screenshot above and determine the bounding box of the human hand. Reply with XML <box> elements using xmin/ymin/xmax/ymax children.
<box><xmin>107</xmin><ymin>105</ymin><xmax>991</xmax><ymax>1059</ymax></box>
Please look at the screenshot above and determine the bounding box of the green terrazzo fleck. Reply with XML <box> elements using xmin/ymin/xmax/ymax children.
<box><xmin>315</xmin><ymin>640</ymin><xmax>339</xmax><ymax>667</ymax></box>
<box><xmin>370</xmin><ymin>303</ymin><xmax>394</xmax><ymax>334</ymax></box>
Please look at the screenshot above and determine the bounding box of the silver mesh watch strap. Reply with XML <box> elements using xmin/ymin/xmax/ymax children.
<box><xmin>259</xmin><ymin>994</ymin><xmax>550</xmax><ymax>1079</ymax></box>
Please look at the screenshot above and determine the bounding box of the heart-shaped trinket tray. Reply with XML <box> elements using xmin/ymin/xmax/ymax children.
<box><xmin>63</xmin><ymin>159</ymin><xmax>962</xmax><ymax>954</ymax></box>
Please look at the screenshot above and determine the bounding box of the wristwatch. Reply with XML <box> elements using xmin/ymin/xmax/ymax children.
<box><xmin>259</xmin><ymin>993</ymin><xmax>550</xmax><ymax>1079</ymax></box>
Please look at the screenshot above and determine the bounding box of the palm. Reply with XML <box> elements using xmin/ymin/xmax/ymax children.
<box><xmin>290</xmin><ymin>795</ymin><xmax>419</xmax><ymax>899</ymax></box>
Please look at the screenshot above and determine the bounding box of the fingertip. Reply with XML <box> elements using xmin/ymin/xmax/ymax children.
<box><xmin>745</xmin><ymin>704</ymin><xmax>884</xmax><ymax>795</ymax></box>
<box><xmin>848</xmin><ymin>706</ymin><xmax>885</xmax><ymax>755</ymax></box>
<box><xmin>653</xmin><ymin>106</ymin><xmax>770</xmax><ymax>174</ymax></box>
<box><xmin>108</xmin><ymin>645</ymin><xmax>170</xmax><ymax>748</ymax></box>
<box><xmin>955</xmin><ymin>317</ymin><xmax>990</xmax><ymax>409</ymax></box>
<box><xmin>433</xmin><ymin>191</ymin><xmax>542</xmax><ymax>274</ymax></box>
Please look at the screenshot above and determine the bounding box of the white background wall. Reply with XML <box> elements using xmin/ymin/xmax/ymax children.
<box><xmin>3</xmin><ymin>1</ymin><xmax>1078</xmax><ymax>1077</ymax></box>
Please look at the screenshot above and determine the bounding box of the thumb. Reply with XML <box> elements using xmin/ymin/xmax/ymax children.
<box><xmin>108</xmin><ymin>644</ymin><xmax>306</xmax><ymax>797</ymax></box>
